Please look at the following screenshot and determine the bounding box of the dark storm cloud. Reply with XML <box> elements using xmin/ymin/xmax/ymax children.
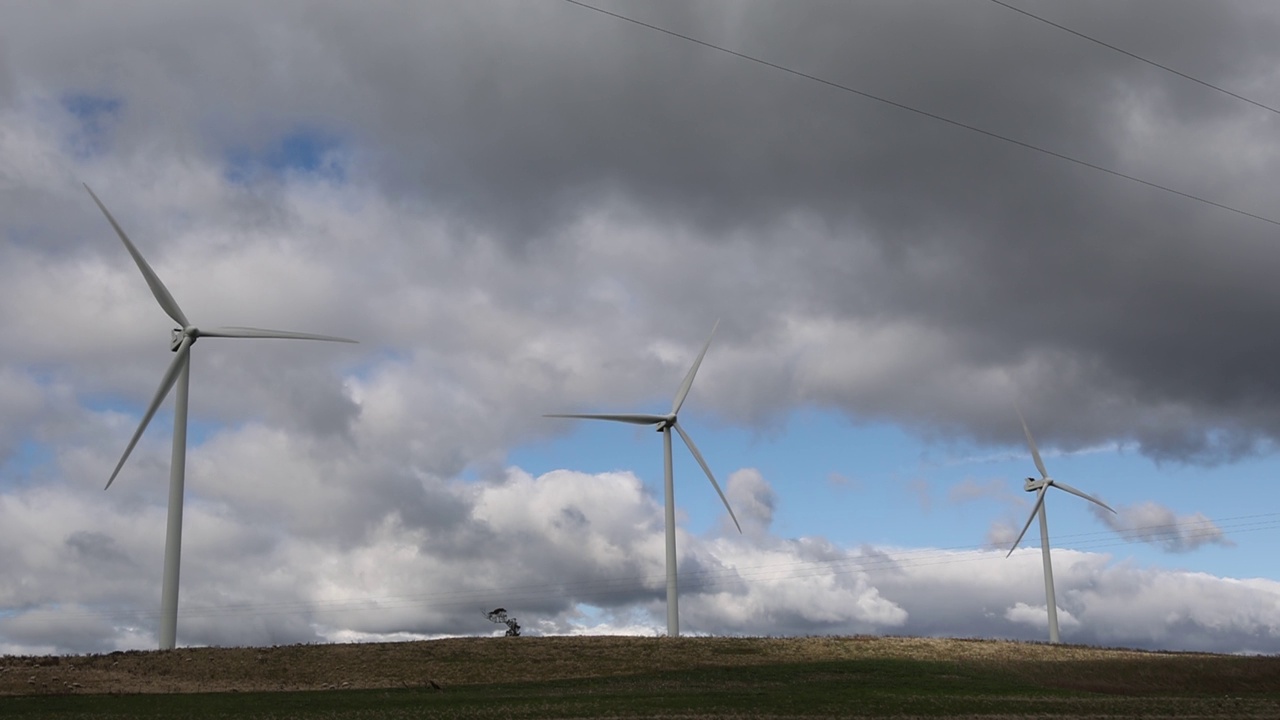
<box><xmin>6</xmin><ymin>1</ymin><xmax>1280</xmax><ymax>457</ymax></box>
<box><xmin>551</xmin><ymin>1</ymin><xmax>1280</xmax><ymax>460</ymax></box>
<box><xmin>4</xmin><ymin>1</ymin><xmax>1280</xmax><ymax>654</ymax></box>
<box><xmin>277</xmin><ymin>0</ymin><xmax>1280</xmax><ymax>459</ymax></box>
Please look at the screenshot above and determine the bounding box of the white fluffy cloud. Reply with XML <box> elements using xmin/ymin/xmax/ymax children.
<box><xmin>1091</xmin><ymin>501</ymin><xmax>1234</xmax><ymax>553</ymax></box>
<box><xmin>0</xmin><ymin>460</ymin><xmax>1277</xmax><ymax>655</ymax></box>
<box><xmin>3</xmin><ymin>1</ymin><xmax>1280</xmax><ymax>658</ymax></box>
<box><xmin>1005</xmin><ymin>602</ymin><xmax>1081</xmax><ymax>633</ymax></box>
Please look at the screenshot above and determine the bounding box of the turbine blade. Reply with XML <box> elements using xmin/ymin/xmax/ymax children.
<box><xmin>1006</xmin><ymin>485</ymin><xmax>1048</xmax><ymax>557</ymax></box>
<box><xmin>670</xmin><ymin>319</ymin><xmax>719</xmax><ymax>416</ymax></box>
<box><xmin>1049</xmin><ymin>480</ymin><xmax>1116</xmax><ymax>514</ymax></box>
<box><xmin>673</xmin><ymin>421</ymin><xmax>742</xmax><ymax>533</ymax></box>
<box><xmin>83</xmin><ymin>183</ymin><xmax>190</xmax><ymax>328</ymax></box>
<box><xmin>543</xmin><ymin>413</ymin><xmax>666</xmax><ymax>425</ymax></box>
<box><xmin>1015</xmin><ymin>404</ymin><xmax>1049</xmax><ymax>479</ymax></box>
<box><xmin>199</xmin><ymin>326</ymin><xmax>358</xmax><ymax>343</ymax></box>
<box><xmin>105</xmin><ymin>337</ymin><xmax>192</xmax><ymax>489</ymax></box>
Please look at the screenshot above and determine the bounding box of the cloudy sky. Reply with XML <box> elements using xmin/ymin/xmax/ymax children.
<box><xmin>3</xmin><ymin>0</ymin><xmax>1280</xmax><ymax>655</ymax></box>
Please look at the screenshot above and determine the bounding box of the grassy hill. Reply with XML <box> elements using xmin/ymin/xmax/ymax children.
<box><xmin>2</xmin><ymin>635</ymin><xmax>1278</xmax><ymax>717</ymax></box>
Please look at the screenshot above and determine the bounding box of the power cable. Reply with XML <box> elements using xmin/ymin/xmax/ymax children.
<box><xmin>986</xmin><ymin>0</ymin><xmax>1280</xmax><ymax>118</ymax></box>
<box><xmin>560</xmin><ymin>0</ymin><xmax>1280</xmax><ymax>229</ymax></box>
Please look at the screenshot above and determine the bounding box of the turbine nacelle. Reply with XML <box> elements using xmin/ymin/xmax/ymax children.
<box><xmin>543</xmin><ymin>322</ymin><xmax>736</xmax><ymax>533</ymax></box>
<box><xmin>544</xmin><ymin>320</ymin><xmax>737</xmax><ymax>637</ymax></box>
<box><xmin>1007</xmin><ymin>405</ymin><xmax>1118</xmax><ymax>645</ymax></box>
<box><xmin>85</xmin><ymin>182</ymin><xmax>357</xmax><ymax>650</ymax></box>
<box><xmin>171</xmin><ymin>327</ymin><xmax>196</xmax><ymax>351</ymax></box>
<box><xmin>1007</xmin><ymin>411</ymin><xmax>1115</xmax><ymax>557</ymax></box>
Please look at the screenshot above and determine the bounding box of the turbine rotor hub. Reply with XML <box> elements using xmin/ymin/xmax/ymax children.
<box><xmin>170</xmin><ymin>326</ymin><xmax>198</xmax><ymax>351</ymax></box>
<box><xmin>1024</xmin><ymin>477</ymin><xmax>1049</xmax><ymax>492</ymax></box>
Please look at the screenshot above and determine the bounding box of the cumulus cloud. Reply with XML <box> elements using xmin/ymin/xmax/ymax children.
<box><xmin>1004</xmin><ymin>602</ymin><xmax>1081</xmax><ymax>633</ymax></box>
<box><xmin>4</xmin><ymin>1</ymin><xmax>1280</xmax><ymax>454</ymax></box>
<box><xmin>722</xmin><ymin>468</ymin><xmax>775</xmax><ymax>537</ymax></box>
<box><xmin>2</xmin><ymin>1</ymin><xmax>1280</xmax><ymax>658</ymax></box>
<box><xmin>1</xmin><ymin>464</ymin><xmax>1277</xmax><ymax>655</ymax></box>
<box><xmin>1091</xmin><ymin>501</ymin><xmax>1235</xmax><ymax>553</ymax></box>
<box><xmin>986</xmin><ymin>520</ymin><xmax>1020</xmax><ymax>551</ymax></box>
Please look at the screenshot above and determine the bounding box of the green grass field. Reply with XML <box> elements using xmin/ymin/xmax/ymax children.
<box><xmin>2</xmin><ymin>636</ymin><xmax>1277</xmax><ymax>718</ymax></box>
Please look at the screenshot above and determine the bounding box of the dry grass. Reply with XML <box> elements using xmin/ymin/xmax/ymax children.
<box><xmin>1</xmin><ymin>635</ymin><xmax>1276</xmax><ymax>698</ymax></box>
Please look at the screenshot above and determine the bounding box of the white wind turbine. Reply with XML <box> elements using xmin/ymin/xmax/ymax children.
<box><xmin>85</xmin><ymin>184</ymin><xmax>356</xmax><ymax>650</ymax></box>
<box><xmin>1007</xmin><ymin>406</ymin><xmax>1115</xmax><ymax>643</ymax></box>
<box><xmin>545</xmin><ymin>321</ymin><xmax>741</xmax><ymax>637</ymax></box>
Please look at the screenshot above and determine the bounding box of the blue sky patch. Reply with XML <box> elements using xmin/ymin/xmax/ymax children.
<box><xmin>0</xmin><ymin>439</ymin><xmax>55</xmax><ymax>487</ymax></box>
<box><xmin>225</xmin><ymin>128</ymin><xmax>347</xmax><ymax>185</ymax></box>
<box><xmin>83</xmin><ymin>390</ymin><xmax>227</xmax><ymax>455</ymax></box>
<box><xmin>61</xmin><ymin>93</ymin><xmax>122</xmax><ymax>159</ymax></box>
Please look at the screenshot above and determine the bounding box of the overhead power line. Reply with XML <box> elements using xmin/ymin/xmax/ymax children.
<box><xmin>560</xmin><ymin>0</ymin><xmax>1280</xmax><ymax>229</ymax></box>
<box><xmin>987</xmin><ymin>0</ymin><xmax>1280</xmax><ymax>118</ymax></box>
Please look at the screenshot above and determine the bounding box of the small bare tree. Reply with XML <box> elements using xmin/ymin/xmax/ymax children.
<box><xmin>485</xmin><ymin>607</ymin><xmax>521</xmax><ymax>637</ymax></box>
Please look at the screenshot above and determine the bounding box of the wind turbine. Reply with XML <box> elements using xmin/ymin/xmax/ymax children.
<box><xmin>1007</xmin><ymin>406</ymin><xmax>1115</xmax><ymax>644</ymax></box>
<box><xmin>85</xmin><ymin>184</ymin><xmax>356</xmax><ymax>650</ymax></box>
<box><xmin>545</xmin><ymin>321</ymin><xmax>741</xmax><ymax>637</ymax></box>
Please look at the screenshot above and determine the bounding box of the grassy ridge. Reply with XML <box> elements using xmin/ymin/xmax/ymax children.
<box><xmin>2</xmin><ymin>636</ymin><xmax>1278</xmax><ymax>718</ymax></box>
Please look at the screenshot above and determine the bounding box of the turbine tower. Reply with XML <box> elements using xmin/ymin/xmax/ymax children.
<box><xmin>85</xmin><ymin>184</ymin><xmax>356</xmax><ymax>650</ymax></box>
<box><xmin>1007</xmin><ymin>406</ymin><xmax>1115</xmax><ymax>643</ymax></box>
<box><xmin>546</xmin><ymin>321</ymin><xmax>741</xmax><ymax>637</ymax></box>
